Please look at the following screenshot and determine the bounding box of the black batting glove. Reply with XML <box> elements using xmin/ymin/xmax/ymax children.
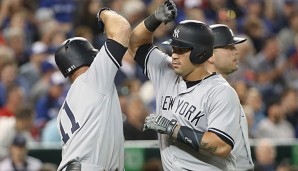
<box><xmin>96</xmin><ymin>7</ymin><xmax>111</xmax><ymax>33</ymax></box>
<box><xmin>143</xmin><ymin>114</ymin><xmax>178</xmax><ymax>135</ymax></box>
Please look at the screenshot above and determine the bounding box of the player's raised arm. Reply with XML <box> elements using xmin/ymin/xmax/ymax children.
<box><xmin>97</xmin><ymin>8</ymin><xmax>131</xmax><ymax>47</ymax></box>
<box><xmin>128</xmin><ymin>0</ymin><xmax>177</xmax><ymax>58</ymax></box>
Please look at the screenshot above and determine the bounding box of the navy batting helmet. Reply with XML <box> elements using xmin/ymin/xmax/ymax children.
<box><xmin>163</xmin><ymin>20</ymin><xmax>214</xmax><ymax>64</ymax></box>
<box><xmin>210</xmin><ymin>24</ymin><xmax>246</xmax><ymax>48</ymax></box>
<box><xmin>55</xmin><ymin>37</ymin><xmax>98</xmax><ymax>77</ymax></box>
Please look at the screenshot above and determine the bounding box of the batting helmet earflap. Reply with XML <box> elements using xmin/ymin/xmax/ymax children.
<box><xmin>210</xmin><ymin>24</ymin><xmax>247</xmax><ymax>48</ymax></box>
<box><xmin>55</xmin><ymin>37</ymin><xmax>98</xmax><ymax>77</ymax></box>
<box><xmin>163</xmin><ymin>20</ymin><xmax>214</xmax><ymax>64</ymax></box>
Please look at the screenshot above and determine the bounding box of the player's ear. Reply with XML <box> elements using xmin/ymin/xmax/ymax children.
<box><xmin>207</xmin><ymin>54</ymin><xmax>215</xmax><ymax>64</ymax></box>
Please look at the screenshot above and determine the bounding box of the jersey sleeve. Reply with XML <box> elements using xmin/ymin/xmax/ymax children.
<box><xmin>85</xmin><ymin>39</ymin><xmax>127</xmax><ymax>93</ymax></box>
<box><xmin>135</xmin><ymin>44</ymin><xmax>172</xmax><ymax>87</ymax></box>
<box><xmin>207</xmin><ymin>84</ymin><xmax>241</xmax><ymax>149</ymax></box>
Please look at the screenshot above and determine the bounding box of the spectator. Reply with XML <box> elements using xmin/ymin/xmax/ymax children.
<box><xmin>123</xmin><ymin>94</ymin><xmax>157</xmax><ymax>140</ymax></box>
<box><xmin>121</xmin><ymin>0</ymin><xmax>147</xmax><ymax>28</ymax></box>
<box><xmin>74</xmin><ymin>0</ymin><xmax>102</xmax><ymax>37</ymax></box>
<box><xmin>183</xmin><ymin>0</ymin><xmax>205</xmax><ymax>22</ymax></box>
<box><xmin>277</xmin><ymin>11</ymin><xmax>298</xmax><ymax>55</ymax></box>
<box><xmin>243</xmin><ymin>105</ymin><xmax>255</xmax><ymax>138</ymax></box>
<box><xmin>0</xmin><ymin>61</ymin><xmax>19</xmax><ymax>107</ymax></box>
<box><xmin>19</xmin><ymin>41</ymin><xmax>49</xmax><ymax>92</ymax></box>
<box><xmin>0</xmin><ymin>45</ymin><xmax>15</xmax><ymax>71</ymax></box>
<box><xmin>286</xmin><ymin>34</ymin><xmax>298</xmax><ymax>89</ymax></box>
<box><xmin>115</xmin><ymin>52</ymin><xmax>148</xmax><ymax>87</ymax></box>
<box><xmin>39</xmin><ymin>0</ymin><xmax>77</xmax><ymax>34</ymax></box>
<box><xmin>243</xmin><ymin>15</ymin><xmax>266</xmax><ymax>53</ymax></box>
<box><xmin>41</xmin><ymin>115</ymin><xmax>60</xmax><ymax>143</ymax></box>
<box><xmin>0</xmin><ymin>133</ymin><xmax>43</xmax><ymax>171</ymax></box>
<box><xmin>3</xmin><ymin>27</ymin><xmax>28</xmax><ymax>66</ymax></box>
<box><xmin>0</xmin><ymin>105</ymin><xmax>35</xmax><ymax>159</ymax></box>
<box><xmin>254</xmin><ymin>138</ymin><xmax>277</xmax><ymax>171</ymax></box>
<box><xmin>0</xmin><ymin>84</ymin><xmax>24</xmax><ymax>117</ymax></box>
<box><xmin>244</xmin><ymin>87</ymin><xmax>266</xmax><ymax>137</ymax></box>
<box><xmin>29</xmin><ymin>60</ymin><xmax>56</xmax><ymax>104</ymax></box>
<box><xmin>34</xmin><ymin>71</ymin><xmax>65</xmax><ymax>138</ymax></box>
<box><xmin>255</xmin><ymin>100</ymin><xmax>295</xmax><ymax>139</ymax></box>
<box><xmin>280</xmin><ymin>88</ymin><xmax>298</xmax><ymax>137</ymax></box>
<box><xmin>252</xmin><ymin>35</ymin><xmax>288</xmax><ymax>105</ymax></box>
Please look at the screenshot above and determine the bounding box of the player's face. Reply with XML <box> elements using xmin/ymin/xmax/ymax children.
<box><xmin>213</xmin><ymin>45</ymin><xmax>239</xmax><ymax>75</ymax></box>
<box><xmin>171</xmin><ymin>47</ymin><xmax>195</xmax><ymax>77</ymax></box>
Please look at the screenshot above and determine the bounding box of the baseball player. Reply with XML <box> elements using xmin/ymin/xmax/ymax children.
<box><xmin>128</xmin><ymin>0</ymin><xmax>242</xmax><ymax>170</ymax></box>
<box><xmin>54</xmin><ymin>8</ymin><xmax>131</xmax><ymax>171</ymax></box>
<box><xmin>208</xmin><ymin>24</ymin><xmax>254</xmax><ymax>171</ymax></box>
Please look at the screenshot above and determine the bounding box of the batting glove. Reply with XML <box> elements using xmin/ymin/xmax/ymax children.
<box><xmin>143</xmin><ymin>114</ymin><xmax>178</xmax><ymax>135</ymax></box>
<box><xmin>155</xmin><ymin>0</ymin><xmax>177</xmax><ymax>24</ymax></box>
<box><xmin>96</xmin><ymin>7</ymin><xmax>112</xmax><ymax>33</ymax></box>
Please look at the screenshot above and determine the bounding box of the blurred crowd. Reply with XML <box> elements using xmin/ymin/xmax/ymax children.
<box><xmin>0</xmin><ymin>0</ymin><xmax>298</xmax><ymax>170</ymax></box>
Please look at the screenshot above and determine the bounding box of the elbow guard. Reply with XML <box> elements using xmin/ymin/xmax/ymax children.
<box><xmin>177</xmin><ymin>126</ymin><xmax>204</xmax><ymax>150</ymax></box>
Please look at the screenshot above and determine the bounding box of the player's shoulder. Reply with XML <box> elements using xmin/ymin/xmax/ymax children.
<box><xmin>205</xmin><ymin>73</ymin><xmax>230</xmax><ymax>87</ymax></box>
<box><xmin>205</xmin><ymin>74</ymin><xmax>237</xmax><ymax>94</ymax></box>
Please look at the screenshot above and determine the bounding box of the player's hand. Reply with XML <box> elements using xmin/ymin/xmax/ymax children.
<box><xmin>96</xmin><ymin>7</ymin><xmax>112</xmax><ymax>33</ymax></box>
<box><xmin>155</xmin><ymin>0</ymin><xmax>177</xmax><ymax>24</ymax></box>
<box><xmin>143</xmin><ymin>114</ymin><xmax>178</xmax><ymax>135</ymax></box>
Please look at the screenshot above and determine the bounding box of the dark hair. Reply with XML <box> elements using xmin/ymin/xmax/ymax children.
<box><xmin>15</xmin><ymin>105</ymin><xmax>35</xmax><ymax>120</ymax></box>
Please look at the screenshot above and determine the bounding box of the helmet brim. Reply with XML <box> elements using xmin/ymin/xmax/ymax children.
<box><xmin>214</xmin><ymin>36</ymin><xmax>247</xmax><ymax>48</ymax></box>
<box><xmin>233</xmin><ymin>37</ymin><xmax>247</xmax><ymax>45</ymax></box>
<box><xmin>162</xmin><ymin>39</ymin><xmax>193</xmax><ymax>49</ymax></box>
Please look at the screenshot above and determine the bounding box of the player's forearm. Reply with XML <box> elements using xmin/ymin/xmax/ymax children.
<box><xmin>128</xmin><ymin>21</ymin><xmax>155</xmax><ymax>58</ymax></box>
<box><xmin>172</xmin><ymin>126</ymin><xmax>232</xmax><ymax>159</ymax></box>
<box><xmin>100</xmin><ymin>10</ymin><xmax>131</xmax><ymax>46</ymax></box>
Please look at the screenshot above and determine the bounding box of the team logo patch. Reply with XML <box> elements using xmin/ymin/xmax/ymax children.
<box><xmin>67</xmin><ymin>65</ymin><xmax>76</xmax><ymax>73</ymax></box>
<box><xmin>173</xmin><ymin>28</ymin><xmax>180</xmax><ymax>38</ymax></box>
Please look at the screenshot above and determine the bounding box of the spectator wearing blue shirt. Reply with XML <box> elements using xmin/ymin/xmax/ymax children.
<box><xmin>34</xmin><ymin>71</ymin><xmax>65</xmax><ymax>139</ymax></box>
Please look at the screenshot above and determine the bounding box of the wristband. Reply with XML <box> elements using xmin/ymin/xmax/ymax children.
<box><xmin>144</xmin><ymin>14</ymin><xmax>162</xmax><ymax>32</ymax></box>
<box><xmin>177</xmin><ymin>126</ymin><xmax>204</xmax><ymax>150</ymax></box>
<box><xmin>96</xmin><ymin>7</ymin><xmax>111</xmax><ymax>21</ymax></box>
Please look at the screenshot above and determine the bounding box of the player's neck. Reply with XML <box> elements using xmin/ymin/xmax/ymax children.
<box><xmin>69</xmin><ymin>66</ymin><xmax>89</xmax><ymax>83</ymax></box>
<box><xmin>221</xmin><ymin>73</ymin><xmax>228</xmax><ymax>79</ymax></box>
<box><xmin>184</xmin><ymin>68</ymin><xmax>211</xmax><ymax>82</ymax></box>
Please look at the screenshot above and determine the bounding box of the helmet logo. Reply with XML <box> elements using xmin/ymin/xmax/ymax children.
<box><xmin>67</xmin><ymin>65</ymin><xmax>75</xmax><ymax>73</ymax></box>
<box><xmin>173</xmin><ymin>28</ymin><xmax>180</xmax><ymax>38</ymax></box>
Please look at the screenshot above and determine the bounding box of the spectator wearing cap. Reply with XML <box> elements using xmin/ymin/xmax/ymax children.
<box><xmin>0</xmin><ymin>133</ymin><xmax>43</xmax><ymax>171</ymax></box>
<box><xmin>19</xmin><ymin>41</ymin><xmax>49</xmax><ymax>94</ymax></box>
<box><xmin>34</xmin><ymin>71</ymin><xmax>66</xmax><ymax>139</ymax></box>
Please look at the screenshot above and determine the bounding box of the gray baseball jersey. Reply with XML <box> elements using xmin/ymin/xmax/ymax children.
<box><xmin>57</xmin><ymin>40</ymin><xmax>125</xmax><ymax>171</ymax></box>
<box><xmin>231</xmin><ymin>106</ymin><xmax>254</xmax><ymax>170</ymax></box>
<box><xmin>135</xmin><ymin>46</ymin><xmax>245</xmax><ymax>171</ymax></box>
